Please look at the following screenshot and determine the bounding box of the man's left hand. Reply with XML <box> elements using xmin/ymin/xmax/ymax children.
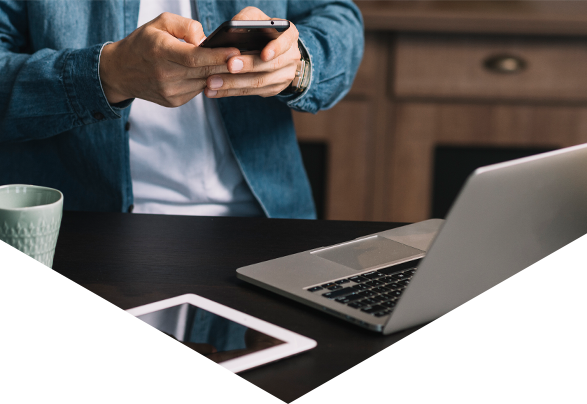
<box><xmin>204</xmin><ymin>7</ymin><xmax>301</xmax><ymax>98</ymax></box>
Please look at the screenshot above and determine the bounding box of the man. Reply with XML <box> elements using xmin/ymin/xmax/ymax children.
<box><xmin>0</xmin><ymin>0</ymin><xmax>364</xmax><ymax>219</ymax></box>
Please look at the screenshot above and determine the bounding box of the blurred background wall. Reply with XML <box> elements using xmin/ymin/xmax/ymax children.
<box><xmin>294</xmin><ymin>0</ymin><xmax>587</xmax><ymax>222</ymax></box>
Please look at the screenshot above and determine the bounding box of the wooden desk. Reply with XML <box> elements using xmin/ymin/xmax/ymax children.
<box><xmin>295</xmin><ymin>1</ymin><xmax>587</xmax><ymax>222</ymax></box>
<box><xmin>0</xmin><ymin>212</ymin><xmax>587</xmax><ymax>404</ymax></box>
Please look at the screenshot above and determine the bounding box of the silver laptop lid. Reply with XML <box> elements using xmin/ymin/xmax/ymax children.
<box><xmin>384</xmin><ymin>144</ymin><xmax>587</xmax><ymax>334</ymax></box>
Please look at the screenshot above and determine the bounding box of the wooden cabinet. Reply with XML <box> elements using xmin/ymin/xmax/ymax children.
<box><xmin>394</xmin><ymin>34</ymin><xmax>587</xmax><ymax>102</ymax></box>
<box><xmin>294</xmin><ymin>1</ymin><xmax>587</xmax><ymax>222</ymax></box>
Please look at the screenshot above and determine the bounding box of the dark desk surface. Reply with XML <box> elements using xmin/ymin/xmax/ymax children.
<box><xmin>0</xmin><ymin>212</ymin><xmax>587</xmax><ymax>404</ymax></box>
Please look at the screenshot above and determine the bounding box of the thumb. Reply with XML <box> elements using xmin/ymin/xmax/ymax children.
<box><xmin>151</xmin><ymin>12</ymin><xmax>206</xmax><ymax>46</ymax></box>
<box><xmin>232</xmin><ymin>6</ymin><xmax>270</xmax><ymax>21</ymax></box>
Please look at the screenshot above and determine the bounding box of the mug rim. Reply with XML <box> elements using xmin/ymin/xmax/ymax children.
<box><xmin>0</xmin><ymin>184</ymin><xmax>64</xmax><ymax>211</ymax></box>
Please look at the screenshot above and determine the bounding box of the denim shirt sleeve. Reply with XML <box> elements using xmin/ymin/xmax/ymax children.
<box><xmin>0</xmin><ymin>2</ymin><xmax>127</xmax><ymax>144</ymax></box>
<box><xmin>276</xmin><ymin>0</ymin><xmax>364</xmax><ymax>114</ymax></box>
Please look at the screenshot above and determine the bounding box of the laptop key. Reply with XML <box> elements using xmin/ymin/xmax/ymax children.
<box><xmin>335</xmin><ymin>294</ymin><xmax>363</xmax><ymax>304</ymax></box>
<box><xmin>362</xmin><ymin>272</ymin><xmax>384</xmax><ymax>279</ymax></box>
<box><xmin>335</xmin><ymin>279</ymin><xmax>350</xmax><ymax>284</ymax></box>
<box><xmin>352</xmin><ymin>284</ymin><xmax>369</xmax><ymax>291</ymax></box>
<box><xmin>382</xmin><ymin>300</ymin><xmax>396</xmax><ymax>308</ymax></box>
<box><xmin>361</xmin><ymin>305</ymin><xmax>386</xmax><ymax>314</ymax></box>
<box><xmin>374</xmin><ymin>310</ymin><xmax>391</xmax><ymax>317</ymax></box>
<box><xmin>322</xmin><ymin>287</ymin><xmax>356</xmax><ymax>299</ymax></box>
<box><xmin>364</xmin><ymin>280</ymin><xmax>384</xmax><ymax>287</ymax></box>
<box><xmin>357</xmin><ymin>290</ymin><xmax>375</xmax><ymax>297</ymax></box>
<box><xmin>349</xmin><ymin>275</ymin><xmax>369</xmax><ymax>283</ymax></box>
<box><xmin>371</xmin><ymin>286</ymin><xmax>390</xmax><ymax>294</ymax></box>
<box><xmin>328</xmin><ymin>285</ymin><xmax>342</xmax><ymax>290</ymax></box>
<box><xmin>307</xmin><ymin>286</ymin><xmax>323</xmax><ymax>292</ymax></box>
<box><xmin>321</xmin><ymin>282</ymin><xmax>336</xmax><ymax>288</ymax></box>
<box><xmin>347</xmin><ymin>302</ymin><xmax>366</xmax><ymax>309</ymax></box>
<box><xmin>377</xmin><ymin>259</ymin><xmax>422</xmax><ymax>275</ymax></box>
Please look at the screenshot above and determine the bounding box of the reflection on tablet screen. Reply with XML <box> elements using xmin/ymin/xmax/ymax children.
<box><xmin>31</xmin><ymin>303</ymin><xmax>284</xmax><ymax>390</ymax></box>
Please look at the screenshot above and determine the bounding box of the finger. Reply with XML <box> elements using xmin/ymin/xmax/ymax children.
<box><xmin>261</xmin><ymin>21</ymin><xmax>298</xmax><ymax>62</ymax></box>
<box><xmin>227</xmin><ymin>54</ymin><xmax>260</xmax><ymax>74</ymax></box>
<box><xmin>227</xmin><ymin>45</ymin><xmax>298</xmax><ymax>74</ymax></box>
<box><xmin>183</xmin><ymin>63</ymin><xmax>231</xmax><ymax>79</ymax></box>
<box><xmin>231</xmin><ymin>6</ymin><xmax>270</xmax><ymax>21</ymax></box>
<box><xmin>150</xmin><ymin>12</ymin><xmax>241</xmax><ymax>67</ymax></box>
<box><xmin>205</xmin><ymin>83</ymin><xmax>285</xmax><ymax>98</ymax></box>
<box><xmin>206</xmin><ymin>63</ymin><xmax>296</xmax><ymax>90</ymax></box>
<box><xmin>204</xmin><ymin>77</ymin><xmax>289</xmax><ymax>98</ymax></box>
<box><xmin>159</xmin><ymin>36</ymin><xmax>240</xmax><ymax>68</ymax></box>
<box><xmin>153</xmin><ymin>79</ymin><xmax>207</xmax><ymax>107</ymax></box>
<box><xmin>151</xmin><ymin>12</ymin><xmax>205</xmax><ymax>45</ymax></box>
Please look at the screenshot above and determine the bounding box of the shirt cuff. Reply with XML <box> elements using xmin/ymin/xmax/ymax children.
<box><xmin>62</xmin><ymin>42</ymin><xmax>130</xmax><ymax>125</ymax></box>
<box><xmin>275</xmin><ymin>37</ymin><xmax>313</xmax><ymax>106</ymax></box>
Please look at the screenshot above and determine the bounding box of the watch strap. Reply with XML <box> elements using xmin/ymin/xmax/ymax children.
<box><xmin>290</xmin><ymin>41</ymin><xmax>311</xmax><ymax>93</ymax></box>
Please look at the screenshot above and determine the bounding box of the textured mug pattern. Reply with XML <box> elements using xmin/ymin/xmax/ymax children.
<box><xmin>0</xmin><ymin>217</ymin><xmax>61</xmax><ymax>295</ymax></box>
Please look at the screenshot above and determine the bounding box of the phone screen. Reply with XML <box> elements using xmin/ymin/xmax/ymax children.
<box><xmin>200</xmin><ymin>20</ymin><xmax>289</xmax><ymax>51</ymax></box>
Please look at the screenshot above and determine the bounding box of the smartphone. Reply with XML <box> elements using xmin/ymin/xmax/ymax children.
<box><xmin>200</xmin><ymin>20</ymin><xmax>290</xmax><ymax>52</ymax></box>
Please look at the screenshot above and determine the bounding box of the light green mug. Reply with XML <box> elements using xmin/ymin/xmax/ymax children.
<box><xmin>0</xmin><ymin>184</ymin><xmax>64</xmax><ymax>268</ymax></box>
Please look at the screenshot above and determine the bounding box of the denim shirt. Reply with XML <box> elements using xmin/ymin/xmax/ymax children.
<box><xmin>0</xmin><ymin>0</ymin><xmax>363</xmax><ymax>218</ymax></box>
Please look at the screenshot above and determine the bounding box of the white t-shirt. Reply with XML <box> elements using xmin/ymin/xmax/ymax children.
<box><xmin>128</xmin><ymin>0</ymin><xmax>263</xmax><ymax>217</ymax></box>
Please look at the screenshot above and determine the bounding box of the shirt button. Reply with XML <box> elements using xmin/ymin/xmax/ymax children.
<box><xmin>124</xmin><ymin>121</ymin><xmax>131</xmax><ymax>131</ymax></box>
<box><xmin>93</xmin><ymin>111</ymin><xmax>105</xmax><ymax>120</ymax></box>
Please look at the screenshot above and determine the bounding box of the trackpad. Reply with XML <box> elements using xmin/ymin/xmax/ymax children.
<box><xmin>312</xmin><ymin>236</ymin><xmax>424</xmax><ymax>270</ymax></box>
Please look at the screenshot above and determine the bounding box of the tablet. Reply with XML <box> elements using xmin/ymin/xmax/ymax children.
<box><xmin>0</xmin><ymin>294</ymin><xmax>316</xmax><ymax>404</ymax></box>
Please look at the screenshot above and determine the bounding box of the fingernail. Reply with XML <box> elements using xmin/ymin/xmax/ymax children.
<box><xmin>225</xmin><ymin>51</ymin><xmax>240</xmax><ymax>62</ymax></box>
<box><xmin>232</xmin><ymin>58</ymin><xmax>244</xmax><ymax>72</ymax></box>
<box><xmin>207</xmin><ymin>89</ymin><xmax>217</xmax><ymax>97</ymax></box>
<box><xmin>209</xmin><ymin>77</ymin><xmax>223</xmax><ymax>89</ymax></box>
<box><xmin>265</xmin><ymin>49</ymin><xmax>275</xmax><ymax>60</ymax></box>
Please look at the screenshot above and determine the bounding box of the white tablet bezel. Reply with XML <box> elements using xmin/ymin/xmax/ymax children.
<box><xmin>0</xmin><ymin>294</ymin><xmax>316</xmax><ymax>404</ymax></box>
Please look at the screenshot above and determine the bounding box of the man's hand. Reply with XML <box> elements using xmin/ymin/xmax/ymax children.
<box><xmin>204</xmin><ymin>7</ymin><xmax>301</xmax><ymax>99</ymax></box>
<box><xmin>99</xmin><ymin>12</ymin><xmax>240</xmax><ymax>107</ymax></box>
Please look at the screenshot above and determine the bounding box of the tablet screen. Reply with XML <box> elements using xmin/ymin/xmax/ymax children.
<box><xmin>30</xmin><ymin>303</ymin><xmax>284</xmax><ymax>390</ymax></box>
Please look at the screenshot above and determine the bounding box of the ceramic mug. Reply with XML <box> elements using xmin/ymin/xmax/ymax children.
<box><xmin>0</xmin><ymin>184</ymin><xmax>64</xmax><ymax>268</ymax></box>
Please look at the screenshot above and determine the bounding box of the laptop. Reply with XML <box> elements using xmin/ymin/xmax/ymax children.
<box><xmin>237</xmin><ymin>144</ymin><xmax>587</xmax><ymax>334</ymax></box>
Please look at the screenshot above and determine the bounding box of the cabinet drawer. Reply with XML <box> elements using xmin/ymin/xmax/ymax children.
<box><xmin>394</xmin><ymin>33</ymin><xmax>587</xmax><ymax>102</ymax></box>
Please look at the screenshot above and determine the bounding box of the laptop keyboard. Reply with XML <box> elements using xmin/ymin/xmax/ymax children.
<box><xmin>305</xmin><ymin>259</ymin><xmax>421</xmax><ymax>318</ymax></box>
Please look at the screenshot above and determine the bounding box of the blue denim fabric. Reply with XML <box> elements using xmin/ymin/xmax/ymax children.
<box><xmin>0</xmin><ymin>0</ymin><xmax>364</xmax><ymax>218</ymax></box>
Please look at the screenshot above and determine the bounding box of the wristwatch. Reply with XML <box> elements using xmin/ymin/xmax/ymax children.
<box><xmin>289</xmin><ymin>41</ymin><xmax>311</xmax><ymax>93</ymax></box>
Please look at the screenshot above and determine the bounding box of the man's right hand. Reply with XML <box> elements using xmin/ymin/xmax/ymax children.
<box><xmin>99</xmin><ymin>12</ymin><xmax>240</xmax><ymax>107</ymax></box>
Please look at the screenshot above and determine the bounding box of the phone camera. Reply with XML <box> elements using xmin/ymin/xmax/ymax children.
<box><xmin>271</xmin><ymin>21</ymin><xmax>274</xmax><ymax>25</ymax></box>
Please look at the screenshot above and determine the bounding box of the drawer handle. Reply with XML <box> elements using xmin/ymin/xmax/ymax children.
<box><xmin>483</xmin><ymin>55</ymin><xmax>527</xmax><ymax>74</ymax></box>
